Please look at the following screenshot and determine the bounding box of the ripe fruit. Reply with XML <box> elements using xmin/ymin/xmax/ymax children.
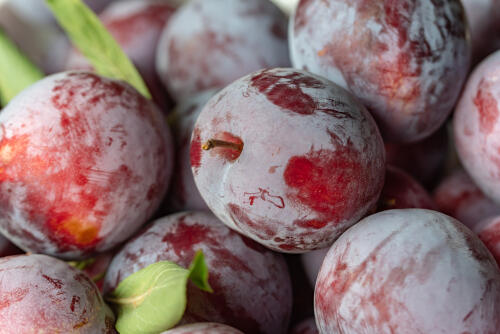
<box><xmin>162</xmin><ymin>323</ymin><xmax>243</xmax><ymax>334</ymax></box>
<box><xmin>315</xmin><ymin>209</ymin><xmax>500</xmax><ymax>333</ymax></box>
<box><xmin>66</xmin><ymin>0</ymin><xmax>178</xmax><ymax>110</ymax></box>
<box><xmin>0</xmin><ymin>254</ymin><xmax>115</xmax><ymax>333</ymax></box>
<box><xmin>290</xmin><ymin>0</ymin><xmax>470</xmax><ymax>143</ymax></box>
<box><xmin>0</xmin><ymin>71</ymin><xmax>173</xmax><ymax>259</ymax></box>
<box><xmin>104</xmin><ymin>212</ymin><xmax>292</xmax><ymax>334</ymax></box>
<box><xmin>433</xmin><ymin>169</ymin><xmax>500</xmax><ymax>229</ymax></box>
<box><xmin>191</xmin><ymin>68</ymin><xmax>385</xmax><ymax>252</ymax></box>
<box><xmin>156</xmin><ymin>0</ymin><xmax>290</xmax><ymax>101</ymax></box>
<box><xmin>454</xmin><ymin>50</ymin><xmax>500</xmax><ymax>204</ymax></box>
<box><xmin>473</xmin><ymin>216</ymin><xmax>500</xmax><ymax>265</ymax></box>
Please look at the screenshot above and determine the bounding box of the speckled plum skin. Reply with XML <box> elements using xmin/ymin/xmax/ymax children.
<box><xmin>454</xmin><ymin>50</ymin><xmax>500</xmax><ymax>204</ymax></box>
<box><xmin>190</xmin><ymin>68</ymin><xmax>385</xmax><ymax>253</ymax></box>
<box><xmin>165</xmin><ymin>90</ymin><xmax>217</xmax><ymax>212</ymax></box>
<box><xmin>162</xmin><ymin>323</ymin><xmax>243</xmax><ymax>334</ymax></box>
<box><xmin>302</xmin><ymin>166</ymin><xmax>435</xmax><ymax>286</ymax></box>
<box><xmin>289</xmin><ymin>317</ymin><xmax>319</xmax><ymax>334</ymax></box>
<box><xmin>0</xmin><ymin>254</ymin><xmax>115</xmax><ymax>333</ymax></box>
<box><xmin>473</xmin><ymin>216</ymin><xmax>500</xmax><ymax>266</ymax></box>
<box><xmin>290</xmin><ymin>0</ymin><xmax>470</xmax><ymax>143</ymax></box>
<box><xmin>104</xmin><ymin>212</ymin><xmax>292</xmax><ymax>334</ymax></box>
<box><xmin>0</xmin><ymin>71</ymin><xmax>173</xmax><ymax>259</ymax></box>
<box><xmin>462</xmin><ymin>0</ymin><xmax>500</xmax><ymax>64</ymax></box>
<box><xmin>433</xmin><ymin>169</ymin><xmax>500</xmax><ymax>230</ymax></box>
<box><xmin>315</xmin><ymin>209</ymin><xmax>500</xmax><ymax>334</ymax></box>
<box><xmin>377</xmin><ymin>165</ymin><xmax>436</xmax><ymax>212</ymax></box>
<box><xmin>156</xmin><ymin>0</ymin><xmax>290</xmax><ymax>101</ymax></box>
<box><xmin>384</xmin><ymin>125</ymin><xmax>448</xmax><ymax>188</ymax></box>
<box><xmin>66</xmin><ymin>0</ymin><xmax>177</xmax><ymax>110</ymax></box>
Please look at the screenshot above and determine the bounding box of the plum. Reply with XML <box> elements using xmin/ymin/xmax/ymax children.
<box><xmin>104</xmin><ymin>211</ymin><xmax>292</xmax><ymax>334</ymax></box>
<box><xmin>164</xmin><ymin>90</ymin><xmax>217</xmax><ymax>212</ymax></box>
<box><xmin>0</xmin><ymin>71</ymin><xmax>173</xmax><ymax>259</ymax></box>
<box><xmin>433</xmin><ymin>169</ymin><xmax>500</xmax><ymax>230</ymax></box>
<box><xmin>454</xmin><ymin>50</ymin><xmax>500</xmax><ymax>204</ymax></box>
<box><xmin>162</xmin><ymin>323</ymin><xmax>243</xmax><ymax>334</ymax></box>
<box><xmin>473</xmin><ymin>216</ymin><xmax>500</xmax><ymax>266</ymax></box>
<box><xmin>290</xmin><ymin>0</ymin><xmax>470</xmax><ymax>143</ymax></box>
<box><xmin>66</xmin><ymin>0</ymin><xmax>178</xmax><ymax>111</ymax></box>
<box><xmin>462</xmin><ymin>0</ymin><xmax>500</xmax><ymax>64</ymax></box>
<box><xmin>190</xmin><ymin>68</ymin><xmax>385</xmax><ymax>252</ymax></box>
<box><xmin>315</xmin><ymin>209</ymin><xmax>500</xmax><ymax>333</ymax></box>
<box><xmin>0</xmin><ymin>254</ymin><xmax>115</xmax><ymax>333</ymax></box>
<box><xmin>289</xmin><ymin>317</ymin><xmax>318</xmax><ymax>334</ymax></box>
<box><xmin>156</xmin><ymin>0</ymin><xmax>290</xmax><ymax>101</ymax></box>
<box><xmin>384</xmin><ymin>125</ymin><xmax>448</xmax><ymax>188</ymax></box>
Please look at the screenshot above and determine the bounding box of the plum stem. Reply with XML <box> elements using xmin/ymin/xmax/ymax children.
<box><xmin>202</xmin><ymin>139</ymin><xmax>243</xmax><ymax>152</ymax></box>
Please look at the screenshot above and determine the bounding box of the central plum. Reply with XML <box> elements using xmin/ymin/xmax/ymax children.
<box><xmin>290</xmin><ymin>0</ymin><xmax>470</xmax><ymax>143</ymax></box>
<box><xmin>0</xmin><ymin>71</ymin><xmax>173</xmax><ymax>259</ymax></box>
<box><xmin>190</xmin><ymin>68</ymin><xmax>385</xmax><ymax>252</ymax></box>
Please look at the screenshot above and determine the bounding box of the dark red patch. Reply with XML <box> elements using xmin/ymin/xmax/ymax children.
<box><xmin>209</xmin><ymin>132</ymin><xmax>244</xmax><ymax>162</ymax></box>
<box><xmin>190</xmin><ymin>128</ymin><xmax>203</xmax><ymax>171</ymax></box>
<box><xmin>70</xmin><ymin>295</ymin><xmax>80</xmax><ymax>312</ymax></box>
<box><xmin>244</xmin><ymin>188</ymin><xmax>284</xmax><ymax>208</ymax></box>
<box><xmin>474</xmin><ymin>78</ymin><xmax>499</xmax><ymax>134</ymax></box>
<box><xmin>42</xmin><ymin>275</ymin><xmax>64</xmax><ymax>289</ymax></box>
<box><xmin>295</xmin><ymin>219</ymin><xmax>328</xmax><ymax>229</ymax></box>
<box><xmin>162</xmin><ymin>220</ymin><xmax>212</xmax><ymax>257</ymax></box>
<box><xmin>0</xmin><ymin>287</ymin><xmax>29</xmax><ymax>310</ymax></box>
<box><xmin>227</xmin><ymin>203</ymin><xmax>277</xmax><ymax>241</ymax></box>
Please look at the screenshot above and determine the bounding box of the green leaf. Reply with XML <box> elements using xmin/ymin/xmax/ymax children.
<box><xmin>67</xmin><ymin>258</ymin><xmax>96</xmax><ymax>270</ymax></box>
<box><xmin>106</xmin><ymin>251</ymin><xmax>212</xmax><ymax>334</ymax></box>
<box><xmin>0</xmin><ymin>29</ymin><xmax>44</xmax><ymax>107</ymax></box>
<box><xmin>45</xmin><ymin>0</ymin><xmax>151</xmax><ymax>99</ymax></box>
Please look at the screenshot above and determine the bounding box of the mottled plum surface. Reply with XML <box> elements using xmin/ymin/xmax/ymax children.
<box><xmin>291</xmin><ymin>0</ymin><xmax>470</xmax><ymax>142</ymax></box>
<box><xmin>162</xmin><ymin>323</ymin><xmax>243</xmax><ymax>334</ymax></box>
<box><xmin>104</xmin><ymin>212</ymin><xmax>292</xmax><ymax>334</ymax></box>
<box><xmin>156</xmin><ymin>0</ymin><xmax>290</xmax><ymax>101</ymax></box>
<box><xmin>454</xmin><ymin>50</ymin><xmax>500</xmax><ymax>204</ymax></box>
<box><xmin>473</xmin><ymin>216</ymin><xmax>500</xmax><ymax>266</ymax></box>
<box><xmin>66</xmin><ymin>0</ymin><xmax>177</xmax><ymax>110</ymax></box>
<box><xmin>191</xmin><ymin>68</ymin><xmax>385</xmax><ymax>252</ymax></box>
<box><xmin>164</xmin><ymin>90</ymin><xmax>217</xmax><ymax>212</ymax></box>
<box><xmin>315</xmin><ymin>209</ymin><xmax>500</xmax><ymax>334</ymax></box>
<box><xmin>0</xmin><ymin>254</ymin><xmax>115</xmax><ymax>333</ymax></box>
<box><xmin>0</xmin><ymin>71</ymin><xmax>173</xmax><ymax>259</ymax></box>
<box><xmin>433</xmin><ymin>169</ymin><xmax>500</xmax><ymax>230</ymax></box>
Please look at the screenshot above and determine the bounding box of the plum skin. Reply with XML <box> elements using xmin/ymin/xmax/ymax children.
<box><xmin>315</xmin><ymin>209</ymin><xmax>500</xmax><ymax>334</ymax></box>
<box><xmin>0</xmin><ymin>254</ymin><xmax>115</xmax><ymax>333</ymax></box>
<box><xmin>190</xmin><ymin>68</ymin><xmax>385</xmax><ymax>253</ymax></box>
<box><xmin>0</xmin><ymin>71</ymin><xmax>173</xmax><ymax>259</ymax></box>
<box><xmin>104</xmin><ymin>211</ymin><xmax>292</xmax><ymax>334</ymax></box>
<box><xmin>290</xmin><ymin>0</ymin><xmax>470</xmax><ymax>143</ymax></box>
<box><xmin>161</xmin><ymin>323</ymin><xmax>244</xmax><ymax>334</ymax></box>
<box><xmin>473</xmin><ymin>216</ymin><xmax>500</xmax><ymax>266</ymax></box>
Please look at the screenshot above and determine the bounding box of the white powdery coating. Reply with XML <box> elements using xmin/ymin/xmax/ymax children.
<box><xmin>433</xmin><ymin>169</ymin><xmax>500</xmax><ymax>229</ymax></box>
<box><xmin>290</xmin><ymin>0</ymin><xmax>470</xmax><ymax>143</ymax></box>
<box><xmin>454</xmin><ymin>50</ymin><xmax>500</xmax><ymax>204</ymax></box>
<box><xmin>192</xmin><ymin>68</ymin><xmax>385</xmax><ymax>253</ymax></box>
<box><xmin>315</xmin><ymin>209</ymin><xmax>500</xmax><ymax>334</ymax></box>
<box><xmin>0</xmin><ymin>254</ymin><xmax>114</xmax><ymax>333</ymax></box>
<box><xmin>156</xmin><ymin>0</ymin><xmax>290</xmax><ymax>101</ymax></box>
<box><xmin>165</xmin><ymin>90</ymin><xmax>217</xmax><ymax>211</ymax></box>
<box><xmin>162</xmin><ymin>323</ymin><xmax>243</xmax><ymax>334</ymax></box>
<box><xmin>104</xmin><ymin>212</ymin><xmax>292</xmax><ymax>334</ymax></box>
<box><xmin>0</xmin><ymin>71</ymin><xmax>173</xmax><ymax>259</ymax></box>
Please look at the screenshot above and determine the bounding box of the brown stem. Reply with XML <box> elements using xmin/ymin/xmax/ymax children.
<box><xmin>202</xmin><ymin>139</ymin><xmax>243</xmax><ymax>152</ymax></box>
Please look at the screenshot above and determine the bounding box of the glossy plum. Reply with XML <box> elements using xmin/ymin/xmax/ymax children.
<box><xmin>454</xmin><ymin>50</ymin><xmax>500</xmax><ymax>204</ymax></box>
<box><xmin>66</xmin><ymin>0</ymin><xmax>178</xmax><ymax>110</ymax></box>
<box><xmin>315</xmin><ymin>209</ymin><xmax>500</xmax><ymax>333</ymax></box>
<box><xmin>289</xmin><ymin>318</ymin><xmax>319</xmax><ymax>334</ymax></box>
<box><xmin>104</xmin><ymin>212</ymin><xmax>292</xmax><ymax>334</ymax></box>
<box><xmin>0</xmin><ymin>254</ymin><xmax>115</xmax><ymax>333</ymax></box>
<box><xmin>384</xmin><ymin>125</ymin><xmax>448</xmax><ymax>187</ymax></box>
<box><xmin>162</xmin><ymin>323</ymin><xmax>243</xmax><ymax>334</ymax></box>
<box><xmin>156</xmin><ymin>0</ymin><xmax>290</xmax><ymax>101</ymax></box>
<box><xmin>164</xmin><ymin>90</ymin><xmax>217</xmax><ymax>212</ymax></box>
<box><xmin>433</xmin><ymin>169</ymin><xmax>500</xmax><ymax>230</ymax></box>
<box><xmin>0</xmin><ymin>71</ymin><xmax>173</xmax><ymax>259</ymax></box>
<box><xmin>473</xmin><ymin>216</ymin><xmax>500</xmax><ymax>266</ymax></box>
<box><xmin>190</xmin><ymin>68</ymin><xmax>385</xmax><ymax>252</ymax></box>
<box><xmin>290</xmin><ymin>0</ymin><xmax>470</xmax><ymax>143</ymax></box>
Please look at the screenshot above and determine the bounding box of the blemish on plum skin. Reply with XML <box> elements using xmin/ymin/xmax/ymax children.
<box><xmin>473</xmin><ymin>78</ymin><xmax>498</xmax><ymax>135</ymax></box>
<box><xmin>244</xmin><ymin>188</ymin><xmax>285</xmax><ymax>208</ymax></box>
<box><xmin>42</xmin><ymin>274</ymin><xmax>64</xmax><ymax>289</ymax></box>
<box><xmin>190</xmin><ymin>128</ymin><xmax>203</xmax><ymax>171</ymax></box>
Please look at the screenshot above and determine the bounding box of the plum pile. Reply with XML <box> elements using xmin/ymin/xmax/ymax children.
<box><xmin>0</xmin><ymin>0</ymin><xmax>500</xmax><ymax>333</ymax></box>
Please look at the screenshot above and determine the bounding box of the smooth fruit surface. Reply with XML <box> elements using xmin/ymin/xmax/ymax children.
<box><xmin>191</xmin><ymin>68</ymin><xmax>385</xmax><ymax>252</ymax></box>
<box><xmin>474</xmin><ymin>216</ymin><xmax>500</xmax><ymax>266</ymax></box>
<box><xmin>162</xmin><ymin>323</ymin><xmax>244</xmax><ymax>334</ymax></box>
